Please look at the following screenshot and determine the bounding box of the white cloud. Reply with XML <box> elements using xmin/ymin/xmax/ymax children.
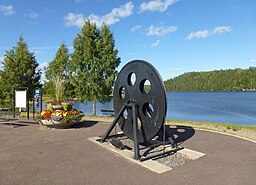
<box><xmin>186</xmin><ymin>26</ymin><xmax>233</xmax><ymax>40</ymax></box>
<box><xmin>31</xmin><ymin>46</ymin><xmax>57</xmax><ymax>50</ymax></box>
<box><xmin>64</xmin><ymin>13</ymin><xmax>85</xmax><ymax>27</ymax></box>
<box><xmin>64</xmin><ymin>2</ymin><xmax>134</xmax><ymax>27</ymax></box>
<box><xmin>26</xmin><ymin>11</ymin><xmax>39</xmax><ymax>19</ymax></box>
<box><xmin>38</xmin><ymin>62</ymin><xmax>48</xmax><ymax>70</ymax></box>
<box><xmin>151</xmin><ymin>40</ymin><xmax>160</xmax><ymax>47</ymax></box>
<box><xmin>172</xmin><ymin>68</ymin><xmax>182</xmax><ymax>72</ymax></box>
<box><xmin>30</xmin><ymin>46</ymin><xmax>57</xmax><ymax>55</ymax></box>
<box><xmin>147</xmin><ymin>25</ymin><xmax>177</xmax><ymax>37</ymax></box>
<box><xmin>140</xmin><ymin>0</ymin><xmax>177</xmax><ymax>13</ymax></box>
<box><xmin>37</xmin><ymin>62</ymin><xmax>48</xmax><ymax>82</ymax></box>
<box><xmin>0</xmin><ymin>56</ymin><xmax>5</xmax><ymax>69</ymax></box>
<box><xmin>186</xmin><ymin>29</ymin><xmax>210</xmax><ymax>40</ymax></box>
<box><xmin>30</xmin><ymin>46</ymin><xmax>61</xmax><ymax>59</ymax></box>
<box><xmin>131</xmin><ymin>25</ymin><xmax>142</xmax><ymax>32</ymax></box>
<box><xmin>0</xmin><ymin>4</ymin><xmax>15</xmax><ymax>16</ymax></box>
<box><xmin>250</xmin><ymin>58</ymin><xmax>256</xmax><ymax>63</ymax></box>
<box><xmin>88</xmin><ymin>2</ymin><xmax>134</xmax><ymax>26</ymax></box>
<box><xmin>213</xmin><ymin>26</ymin><xmax>232</xmax><ymax>34</ymax></box>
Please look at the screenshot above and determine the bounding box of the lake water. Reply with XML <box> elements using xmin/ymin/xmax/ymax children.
<box><xmin>167</xmin><ymin>92</ymin><xmax>256</xmax><ymax>126</ymax></box>
<box><xmin>42</xmin><ymin>92</ymin><xmax>256</xmax><ymax>126</ymax></box>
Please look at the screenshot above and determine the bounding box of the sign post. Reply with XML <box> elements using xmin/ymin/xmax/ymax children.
<box><xmin>33</xmin><ymin>87</ymin><xmax>42</xmax><ymax>118</ymax></box>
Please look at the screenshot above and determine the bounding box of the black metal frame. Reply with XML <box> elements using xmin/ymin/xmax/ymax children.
<box><xmin>100</xmin><ymin>103</ymin><xmax>183</xmax><ymax>161</ymax></box>
<box><xmin>113</xmin><ymin>60</ymin><xmax>167</xmax><ymax>143</ymax></box>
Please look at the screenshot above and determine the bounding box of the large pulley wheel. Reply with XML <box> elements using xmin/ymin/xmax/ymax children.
<box><xmin>113</xmin><ymin>60</ymin><xmax>167</xmax><ymax>143</ymax></box>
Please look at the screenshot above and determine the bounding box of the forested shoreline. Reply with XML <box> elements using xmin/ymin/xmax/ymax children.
<box><xmin>164</xmin><ymin>67</ymin><xmax>256</xmax><ymax>92</ymax></box>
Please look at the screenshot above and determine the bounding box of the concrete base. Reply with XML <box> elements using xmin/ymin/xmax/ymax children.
<box><xmin>88</xmin><ymin>136</ymin><xmax>205</xmax><ymax>174</ymax></box>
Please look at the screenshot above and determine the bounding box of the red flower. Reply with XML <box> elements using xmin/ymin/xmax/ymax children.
<box><xmin>41</xmin><ymin>110</ymin><xmax>52</xmax><ymax>119</ymax></box>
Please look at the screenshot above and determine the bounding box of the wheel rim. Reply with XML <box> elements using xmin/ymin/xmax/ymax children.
<box><xmin>113</xmin><ymin>60</ymin><xmax>167</xmax><ymax>143</ymax></box>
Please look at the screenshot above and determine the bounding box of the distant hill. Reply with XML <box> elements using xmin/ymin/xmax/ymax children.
<box><xmin>164</xmin><ymin>67</ymin><xmax>256</xmax><ymax>92</ymax></box>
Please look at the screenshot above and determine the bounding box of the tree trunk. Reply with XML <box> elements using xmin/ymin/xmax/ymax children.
<box><xmin>92</xmin><ymin>101</ymin><xmax>96</xmax><ymax>115</ymax></box>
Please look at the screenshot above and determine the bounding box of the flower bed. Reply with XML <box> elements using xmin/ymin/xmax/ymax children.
<box><xmin>35</xmin><ymin>101</ymin><xmax>84</xmax><ymax>129</ymax></box>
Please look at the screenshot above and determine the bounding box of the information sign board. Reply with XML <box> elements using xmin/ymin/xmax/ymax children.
<box><xmin>15</xmin><ymin>90</ymin><xmax>27</xmax><ymax>108</ymax></box>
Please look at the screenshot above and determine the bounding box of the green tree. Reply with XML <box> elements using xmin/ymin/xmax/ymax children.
<box><xmin>0</xmin><ymin>77</ymin><xmax>5</xmax><ymax>105</ymax></box>
<box><xmin>164</xmin><ymin>67</ymin><xmax>256</xmax><ymax>92</ymax></box>
<box><xmin>0</xmin><ymin>36</ymin><xmax>41</xmax><ymax>106</ymax></box>
<box><xmin>71</xmin><ymin>21</ymin><xmax>120</xmax><ymax>115</ymax></box>
<box><xmin>45</xmin><ymin>43</ymin><xmax>73</xmax><ymax>100</ymax></box>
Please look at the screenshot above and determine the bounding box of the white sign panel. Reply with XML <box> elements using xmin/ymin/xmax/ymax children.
<box><xmin>15</xmin><ymin>90</ymin><xmax>27</xmax><ymax>108</ymax></box>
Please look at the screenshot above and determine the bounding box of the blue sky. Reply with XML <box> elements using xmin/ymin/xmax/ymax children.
<box><xmin>0</xmin><ymin>0</ymin><xmax>256</xmax><ymax>80</ymax></box>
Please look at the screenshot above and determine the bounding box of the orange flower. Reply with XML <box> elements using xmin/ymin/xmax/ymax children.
<box><xmin>40</xmin><ymin>108</ymin><xmax>81</xmax><ymax>120</ymax></box>
<box><xmin>41</xmin><ymin>110</ymin><xmax>51</xmax><ymax>115</ymax></box>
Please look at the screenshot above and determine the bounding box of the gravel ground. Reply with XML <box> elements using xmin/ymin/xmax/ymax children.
<box><xmin>107</xmin><ymin>134</ymin><xmax>190</xmax><ymax>169</ymax></box>
<box><xmin>156</xmin><ymin>153</ymin><xmax>189</xmax><ymax>168</ymax></box>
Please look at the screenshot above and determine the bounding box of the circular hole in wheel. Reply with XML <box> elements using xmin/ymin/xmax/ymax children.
<box><xmin>177</xmin><ymin>128</ymin><xmax>186</xmax><ymax>133</ymax></box>
<box><xmin>142</xmin><ymin>102</ymin><xmax>154</xmax><ymax>118</ymax></box>
<box><xmin>140</xmin><ymin>79</ymin><xmax>151</xmax><ymax>94</ymax></box>
<box><xmin>123</xmin><ymin>109</ymin><xmax>128</xmax><ymax>119</ymax></box>
<box><xmin>128</xmin><ymin>72</ymin><xmax>136</xmax><ymax>86</ymax></box>
<box><xmin>119</xmin><ymin>86</ymin><xmax>126</xmax><ymax>99</ymax></box>
<box><xmin>137</xmin><ymin>117</ymin><xmax>142</xmax><ymax>131</ymax></box>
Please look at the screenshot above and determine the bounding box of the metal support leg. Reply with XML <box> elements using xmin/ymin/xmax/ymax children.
<box><xmin>160</xmin><ymin>125</ymin><xmax>178</xmax><ymax>148</ymax></box>
<box><xmin>100</xmin><ymin>106</ymin><xmax>126</xmax><ymax>143</ymax></box>
<box><xmin>164</xmin><ymin>126</ymin><xmax>178</xmax><ymax>148</ymax></box>
<box><xmin>168</xmin><ymin>136</ymin><xmax>178</xmax><ymax>148</ymax></box>
<box><xmin>132</xmin><ymin>104</ymin><xmax>140</xmax><ymax>160</ymax></box>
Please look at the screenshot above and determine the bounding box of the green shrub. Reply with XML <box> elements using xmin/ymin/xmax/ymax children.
<box><xmin>61</xmin><ymin>102</ymin><xmax>72</xmax><ymax>111</ymax></box>
<box><xmin>46</xmin><ymin>103</ymin><xmax>53</xmax><ymax>111</ymax></box>
<box><xmin>232</xmin><ymin>126</ymin><xmax>241</xmax><ymax>131</ymax></box>
<box><xmin>227</xmin><ymin>125</ymin><xmax>231</xmax><ymax>130</ymax></box>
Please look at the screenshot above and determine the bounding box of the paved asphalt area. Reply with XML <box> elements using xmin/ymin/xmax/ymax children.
<box><xmin>0</xmin><ymin>120</ymin><xmax>255</xmax><ymax>185</ymax></box>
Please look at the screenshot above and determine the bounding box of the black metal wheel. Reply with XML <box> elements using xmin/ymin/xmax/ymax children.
<box><xmin>113</xmin><ymin>60</ymin><xmax>167</xmax><ymax>143</ymax></box>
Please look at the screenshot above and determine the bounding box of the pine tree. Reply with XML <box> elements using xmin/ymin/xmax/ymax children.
<box><xmin>0</xmin><ymin>36</ymin><xmax>41</xmax><ymax>106</ymax></box>
<box><xmin>71</xmin><ymin>20</ymin><xmax>120</xmax><ymax>115</ymax></box>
